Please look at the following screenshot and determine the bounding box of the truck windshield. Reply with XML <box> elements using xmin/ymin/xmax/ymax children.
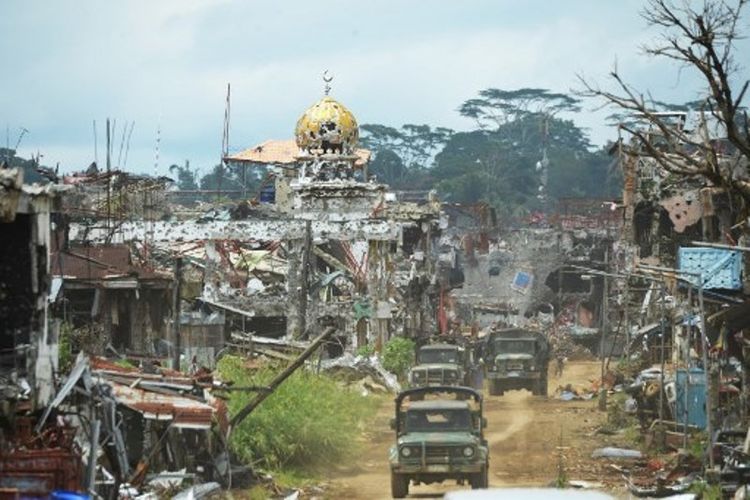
<box><xmin>492</xmin><ymin>339</ymin><xmax>535</xmax><ymax>354</ymax></box>
<box><xmin>418</xmin><ymin>348</ymin><xmax>459</xmax><ymax>364</ymax></box>
<box><xmin>404</xmin><ymin>409</ymin><xmax>473</xmax><ymax>433</ymax></box>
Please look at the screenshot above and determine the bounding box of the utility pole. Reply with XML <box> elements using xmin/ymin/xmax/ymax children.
<box><xmin>106</xmin><ymin>119</ymin><xmax>111</xmax><ymax>234</ymax></box>
<box><xmin>600</xmin><ymin>248</ymin><xmax>609</xmax><ymax>380</ymax></box>
<box><xmin>230</xmin><ymin>326</ymin><xmax>337</xmax><ymax>428</ymax></box>
<box><xmin>172</xmin><ymin>257</ymin><xmax>183</xmax><ymax>371</ymax></box>
<box><xmin>658</xmin><ymin>284</ymin><xmax>667</xmax><ymax>423</ymax></box>
<box><xmin>697</xmin><ymin>277</ymin><xmax>714</xmax><ymax>470</ymax></box>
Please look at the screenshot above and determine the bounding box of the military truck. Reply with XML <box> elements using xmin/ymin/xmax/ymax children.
<box><xmin>389</xmin><ymin>386</ymin><xmax>489</xmax><ymax>498</ymax></box>
<box><xmin>483</xmin><ymin>328</ymin><xmax>549</xmax><ymax>396</ymax></box>
<box><xmin>408</xmin><ymin>342</ymin><xmax>471</xmax><ymax>388</ymax></box>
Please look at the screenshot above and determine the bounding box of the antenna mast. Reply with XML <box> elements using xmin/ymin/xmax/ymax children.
<box><xmin>93</xmin><ymin>120</ymin><xmax>98</xmax><ymax>165</ymax></box>
<box><xmin>106</xmin><ymin>118</ymin><xmax>112</xmax><ymax>235</ymax></box>
<box><xmin>123</xmin><ymin>121</ymin><xmax>135</xmax><ymax>169</ymax></box>
<box><xmin>217</xmin><ymin>83</ymin><xmax>231</xmax><ymax>202</ymax></box>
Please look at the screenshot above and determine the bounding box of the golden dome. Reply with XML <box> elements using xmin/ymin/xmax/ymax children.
<box><xmin>294</xmin><ymin>96</ymin><xmax>359</xmax><ymax>154</ymax></box>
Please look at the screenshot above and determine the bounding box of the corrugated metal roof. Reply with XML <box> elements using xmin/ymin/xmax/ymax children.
<box><xmin>90</xmin><ymin>357</ymin><xmax>217</xmax><ymax>429</ymax></box>
<box><xmin>106</xmin><ymin>382</ymin><xmax>214</xmax><ymax>429</ymax></box>
<box><xmin>51</xmin><ymin>244</ymin><xmax>170</xmax><ymax>282</ymax></box>
<box><xmin>225</xmin><ymin>139</ymin><xmax>371</xmax><ymax>166</ymax></box>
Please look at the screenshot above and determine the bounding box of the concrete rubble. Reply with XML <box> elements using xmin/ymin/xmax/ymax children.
<box><xmin>3</xmin><ymin>91</ymin><xmax>750</xmax><ymax>497</ymax></box>
<box><xmin>0</xmin><ymin>92</ymin><xmax>462</xmax><ymax>497</ymax></box>
<box><xmin>590</xmin><ymin>115</ymin><xmax>750</xmax><ymax>497</ymax></box>
<box><xmin>0</xmin><ymin>91</ymin><xmax>636</xmax><ymax>497</ymax></box>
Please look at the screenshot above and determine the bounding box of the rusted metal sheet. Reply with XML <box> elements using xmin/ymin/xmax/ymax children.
<box><xmin>0</xmin><ymin>425</ymin><xmax>83</xmax><ymax>497</ymax></box>
<box><xmin>105</xmin><ymin>378</ymin><xmax>214</xmax><ymax>429</ymax></box>
<box><xmin>51</xmin><ymin>244</ymin><xmax>170</xmax><ymax>282</ymax></box>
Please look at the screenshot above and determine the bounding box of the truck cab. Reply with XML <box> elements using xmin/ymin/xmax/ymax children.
<box><xmin>408</xmin><ymin>343</ymin><xmax>469</xmax><ymax>388</ymax></box>
<box><xmin>484</xmin><ymin>328</ymin><xmax>549</xmax><ymax>396</ymax></box>
<box><xmin>389</xmin><ymin>386</ymin><xmax>489</xmax><ymax>498</ymax></box>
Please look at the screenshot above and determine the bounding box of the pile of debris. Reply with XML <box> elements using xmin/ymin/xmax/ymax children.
<box><xmin>318</xmin><ymin>352</ymin><xmax>402</xmax><ymax>394</ymax></box>
<box><xmin>0</xmin><ymin>353</ymin><xmax>241</xmax><ymax>499</ymax></box>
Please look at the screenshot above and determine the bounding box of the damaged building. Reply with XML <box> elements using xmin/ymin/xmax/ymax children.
<box><xmin>599</xmin><ymin>113</ymin><xmax>750</xmax><ymax>491</ymax></box>
<box><xmin>63</xmin><ymin>86</ymin><xmax>455</xmax><ymax>363</ymax></box>
<box><xmin>49</xmin><ymin>242</ymin><xmax>173</xmax><ymax>355</ymax></box>
<box><xmin>0</xmin><ymin>166</ymin><xmax>65</xmax><ymax>409</ymax></box>
<box><xmin>443</xmin><ymin>196</ymin><xmax>620</xmax><ymax>354</ymax></box>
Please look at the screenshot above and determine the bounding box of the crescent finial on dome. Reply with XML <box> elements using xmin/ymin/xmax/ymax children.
<box><xmin>323</xmin><ymin>70</ymin><xmax>333</xmax><ymax>96</ymax></box>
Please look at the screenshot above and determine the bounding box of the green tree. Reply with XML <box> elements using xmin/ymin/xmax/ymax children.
<box><xmin>198</xmin><ymin>163</ymin><xmax>255</xmax><ymax>201</ymax></box>
<box><xmin>433</xmin><ymin>114</ymin><xmax>615</xmax><ymax>214</ymax></box>
<box><xmin>168</xmin><ymin>162</ymin><xmax>199</xmax><ymax>191</ymax></box>
<box><xmin>360</xmin><ymin>123</ymin><xmax>453</xmax><ymax>170</ymax></box>
<box><xmin>360</xmin><ymin>123</ymin><xmax>452</xmax><ymax>189</ymax></box>
<box><xmin>367</xmin><ymin>148</ymin><xmax>407</xmax><ymax>185</ymax></box>
<box><xmin>431</xmin><ymin>88</ymin><xmax>619</xmax><ymax>214</ymax></box>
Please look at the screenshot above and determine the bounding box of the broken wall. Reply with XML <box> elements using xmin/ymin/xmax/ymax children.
<box><xmin>453</xmin><ymin>229</ymin><xmax>565</xmax><ymax>325</ymax></box>
<box><xmin>0</xmin><ymin>182</ymin><xmax>58</xmax><ymax>409</ymax></box>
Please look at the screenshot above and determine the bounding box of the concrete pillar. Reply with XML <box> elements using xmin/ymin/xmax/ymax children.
<box><xmin>286</xmin><ymin>238</ymin><xmax>303</xmax><ymax>339</ymax></box>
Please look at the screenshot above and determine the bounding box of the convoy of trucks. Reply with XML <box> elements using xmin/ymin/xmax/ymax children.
<box><xmin>389</xmin><ymin>327</ymin><xmax>551</xmax><ymax>497</ymax></box>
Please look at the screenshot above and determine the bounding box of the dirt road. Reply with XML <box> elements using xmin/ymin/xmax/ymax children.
<box><xmin>328</xmin><ymin>361</ymin><xmax>613</xmax><ymax>499</ymax></box>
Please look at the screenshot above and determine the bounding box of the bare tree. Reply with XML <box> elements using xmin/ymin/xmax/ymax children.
<box><xmin>580</xmin><ymin>0</ymin><xmax>750</xmax><ymax>201</ymax></box>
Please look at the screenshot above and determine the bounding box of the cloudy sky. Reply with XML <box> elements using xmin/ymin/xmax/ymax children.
<box><xmin>1</xmin><ymin>0</ymin><xmax>746</xmax><ymax>177</ymax></box>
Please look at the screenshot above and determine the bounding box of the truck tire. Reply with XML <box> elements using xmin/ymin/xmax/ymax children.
<box><xmin>471</xmin><ymin>465</ymin><xmax>489</xmax><ymax>489</ymax></box>
<box><xmin>489</xmin><ymin>381</ymin><xmax>503</xmax><ymax>396</ymax></box>
<box><xmin>539</xmin><ymin>377</ymin><xmax>548</xmax><ymax>397</ymax></box>
<box><xmin>531</xmin><ymin>379</ymin><xmax>544</xmax><ymax>396</ymax></box>
<box><xmin>391</xmin><ymin>472</ymin><xmax>409</xmax><ymax>498</ymax></box>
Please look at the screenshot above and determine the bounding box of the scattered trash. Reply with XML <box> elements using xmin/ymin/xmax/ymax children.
<box><xmin>592</xmin><ymin>447</ymin><xmax>643</xmax><ymax>460</ymax></box>
<box><xmin>556</xmin><ymin>383</ymin><xmax>596</xmax><ymax>401</ymax></box>
<box><xmin>568</xmin><ymin>480</ymin><xmax>605</xmax><ymax>489</ymax></box>
<box><xmin>147</xmin><ymin>469</ymin><xmax>188</xmax><ymax>490</ymax></box>
<box><xmin>559</xmin><ymin>391</ymin><xmax>576</xmax><ymax>401</ymax></box>
<box><xmin>283</xmin><ymin>491</ymin><xmax>301</xmax><ymax>500</ymax></box>
<box><xmin>172</xmin><ymin>482</ymin><xmax>221</xmax><ymax>500</ymax></box>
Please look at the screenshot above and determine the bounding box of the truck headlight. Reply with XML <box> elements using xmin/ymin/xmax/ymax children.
<box><xmin>401</xmin><ymin>446</ymin><xmax>413</xmax><ymax>457</ymax></box>
<box><xmin>462</xmin><ymin>446</ymin><xmax>475</xmax><ymax>457</ymax></box>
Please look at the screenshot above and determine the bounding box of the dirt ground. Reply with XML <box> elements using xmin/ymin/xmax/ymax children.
<box><xmin>327</xmin><ymin>361</ymin><xmax>624</xmax><ymax>499</ymax></box>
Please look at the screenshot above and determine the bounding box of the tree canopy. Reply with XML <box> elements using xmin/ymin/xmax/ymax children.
<box><xmin>360</xmin><ymin>87</ymin><xmax>620</xmax><ymax>214</ymax></box>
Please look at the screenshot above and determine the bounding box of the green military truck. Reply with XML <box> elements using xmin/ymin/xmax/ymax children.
<box><xmin>389</xmin><ymin>386</ymin><xmax>489</xmax><ymax>498</ymax></box>
<box><xmin>483</xmin><ymin>328</ymin><xmax>549</xmax><ymax>396</ymax></box>
<box><xmin>408</xmin><ymin>342</ymin><xmax>471</xmax><ymax>388</ymax></box>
